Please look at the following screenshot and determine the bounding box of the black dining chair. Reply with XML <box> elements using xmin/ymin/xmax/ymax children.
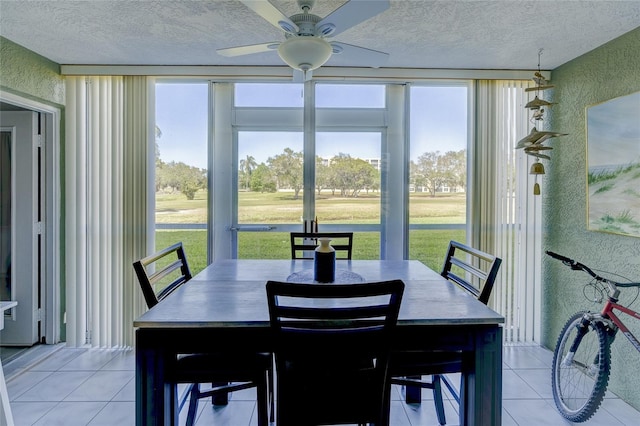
<box><xmin>290</xmin><ymin>231</ymin><xmax>354</xmax><ymax>259</ymax></box>
<box><xmin>266</xmin><ymin>279</ymin><xmax>405</xmax><ymax>426</ymax></box>
<box><xmin>389</xmin><ymin>240</ymin><xmax>502</xmax><ymax>425</ymax></box>
<box><xmin>133</xmin><ymin>242</ymin><xmax>273</xmax><ymax>425</ymax></box>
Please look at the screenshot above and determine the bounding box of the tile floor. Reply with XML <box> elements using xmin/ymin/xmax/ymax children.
<box><xmin>3</xmin><ymin>343</ymin><xmax>640</xmax><ymax>425</ymax></box>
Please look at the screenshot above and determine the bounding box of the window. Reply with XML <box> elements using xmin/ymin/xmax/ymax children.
<box><xmin>408</xmin><ymin>85</ymin><xmax>469</xmax><ymax>270</ymax></box>
<box><xmin>156</xmin><ymin>81</ymin><xmax>472</xmax><ymax>265</ymax></box>
<box><xmin>231</xmin><ymin>83</ymin><xmax>386</xmax><ymax>259</ymax></box>
<box><xmin>316</xmin><ymin>84</ymin><xmax>385</xmax><ymax>108</ymax></box>
<box><xmin>235</xmin><ymin>83</ymin><xmax>303</xmax><ymax>107</ymax></box>
<box><xmin>154</xmin><ymin>82</ymin><xmax>208</xmax><ymax>273</ymax></box>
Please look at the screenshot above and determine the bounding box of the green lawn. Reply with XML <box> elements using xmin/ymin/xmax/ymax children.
<box><xmin>155</xmin><ymin>190</ymin><xmax>466</xmax><ymax>274</ymax></box>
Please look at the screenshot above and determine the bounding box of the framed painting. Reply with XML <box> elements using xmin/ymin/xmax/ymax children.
<box><xmin>586</xmin><ymin>91</ymin><xmax>640</xmax><ymax>237</ymax></box>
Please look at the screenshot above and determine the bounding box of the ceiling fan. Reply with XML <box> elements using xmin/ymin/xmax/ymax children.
<box><xmin>217</xmin><ymin>0</ymin><xmax>390</xmax><ymax>81</ymax></box>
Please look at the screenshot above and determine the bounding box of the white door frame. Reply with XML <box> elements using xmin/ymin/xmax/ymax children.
<box><xmin>0</xmin><ymin>90</ymin><xmax>61</xmax><ymax>345</ymax></box>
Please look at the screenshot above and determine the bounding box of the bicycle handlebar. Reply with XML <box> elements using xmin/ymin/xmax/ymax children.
<box><xmin>545</xmin><ymin>250</ymin><xmax>640</xmax><ymax>288</ymax></box>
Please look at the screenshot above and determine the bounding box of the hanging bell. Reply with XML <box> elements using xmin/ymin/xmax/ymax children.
<box><xmin>533</xmin><ymin>182</ymin><xmax>541</xmax><ymax>195</ymax></box>
<box><xmin>530</xmin><ymin>161</ymin><xmax>545</xmax><ymax>175</ymax></box>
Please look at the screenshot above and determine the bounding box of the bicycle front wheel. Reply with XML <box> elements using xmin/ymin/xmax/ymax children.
<box><xmin>551</xmin><ymin>311</ymin><xmax>611</xmax><ymax>422</ymax></box>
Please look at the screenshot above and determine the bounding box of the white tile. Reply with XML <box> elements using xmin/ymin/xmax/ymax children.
<box><xmin>191</xmin><ymin>400</ymin><xmax>254</xmax><ymax>426</ymax></box>
<box><xmin>501</xmin><ymin>408</ymin><xmax>518</xmax><ymax>426</ymax></box>
<box><xmin>601</xmin><ymin>398</ymin><xmax>640</xmax><ymax>426</ymax></box>
<box><xmin>503</xmin><ymin>399</ymin><xmax>574</xmax><ymax>425</ymax></box>
<box><xmin>31</xmin><ymin>401</ymin><xmax>107</xmax><ymax>426</ymax></box>
<box><xmin>64</xmin><ymin>370</ymin><xmax>133</xmax><ymax>402</ymax></box>
<box><xmin>100</xmin><ymin>350</ymin><xmax>135</xmax><ymax>371</ymax></box>
<box><xmin>88</xmin><ymin>401</ymin><xmax>135</xmax><ymax>426</ymax></box>
<box><xmin>512</xmin><ymin>367</ymin><xmax>554</xmax><ymax>399</ymax></box>
<box><xmin>502</xmin><ymin>369</ymin><xmax>540</xmax><ymax>399</ymax></box>
<box><xmin>388</xmin><ymin>400</ymin><xmax>412</xmax><ymax>425</ymax></box>
<box><xmin>29</xmin><ymin>348</ymin><xmax>87</xmax><ymax>372</ymax></box>
<box><xmin>59</xmin><ymin>349</ymin><xmax>119</xmax><ymax>371</ymax></box>
<box><xmin>503</xmin><ymin>346</ymin><xmax>550</xmax><ymax>369</ymax></box>
<box><xmin>10</xmin><ymin>401</ymin><xmax>58</xmax><ymax>426</ymax></box>
<box><xmin>112</xmin><ymin>377</ymin><xmax>135</xmax><ymax>402</ymax></box>
<box><xmin>7</xmin><ymin>371</ymin><xmax>52</xmax><ymax>401</ymax></box>
<box><xmin>15</xmin><ymin>371</ymin><xmax>94</xmax><ymax>402</ymax></box>
<box><xmin>543</xmin><ymin>396</ymin><xmax>629</xmax><ymax>425</ymax></box>
<box><xmin>401</xmin><ymin>399</ymin><xmax>460</xmax><ymax>426</ymax></box>
<box><xmin>525</xmin><ymin>345</ymin><xmax>555</xmax><ymax>367</ymax></box>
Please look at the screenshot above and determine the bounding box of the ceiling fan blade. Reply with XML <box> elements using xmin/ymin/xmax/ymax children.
<box><xmin>240</xmin><ymin>0</ymin><xmax>298</xmax><ymax>34</ymax></box>
<box><xmin>217</xmin><ymin>42</ymin><xmax>279</xmax><ymax>57</ymax></box>
<box><xmin>317</xmin><ymin>0</ymin><xmax>390</xmax><ymax>38</ymax></box>
<box><xmin>330</xmin><ymin>42</ymin><xmax>389</xmax><ymax>68</ymax></box>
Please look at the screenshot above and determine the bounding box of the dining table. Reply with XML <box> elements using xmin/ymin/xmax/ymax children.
<box><xmin>134</xmin><ymin>259</ymin><xmax>504</xmax><ymax>426</ymax></box>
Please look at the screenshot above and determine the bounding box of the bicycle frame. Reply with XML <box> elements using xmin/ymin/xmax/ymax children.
<box><xmin>601</xmin><ymin>297</ymin><xmax>640</xmax><ymax>352</ymax></box>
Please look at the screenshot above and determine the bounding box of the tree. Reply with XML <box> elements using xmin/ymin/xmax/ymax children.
<box><xmin>446</xmin><ymin>149</ymin><xmax>467</xmax><ymax>191</ymax></box>
<box><xmin>268</xmin><ymin>148</ymin><xmax>303</xmax><ymax>198</ymax></box>
<box><xmin>156</xmin><ymin>161</ymin><xmax>206</xmax><ymax>200</ymax></box>
<box><xmin>413</xmin><ymin>151</ymin><xmax>446</xmax><ymax>196</ymax></box>
<box><xmin>330</xmin><ymin>153</ymin><xmax>379</xmax><ymax>197</ymax></box>
<box><xmin>411</xmin><ymin>150</ymin><xmax>467</xmax><ymax>196</ymax></box>
<box><xmin>250</xmin><ymin>163</ymin><xmax>277</xmax><ymax>193</ymax></box>
<box><xmin>155</xmin><ymin>125</ymin><xmax>164</xmax><ymax>191</ymax></box>
<box><xmin>239</xmin><ymin>155</ymin><xmax>257</xmax><ymax>191</ymax></box>
<box><xmin>315</xmin><ymin>156</ymin><xmax>330</xmax><ymax>195</ymax></box>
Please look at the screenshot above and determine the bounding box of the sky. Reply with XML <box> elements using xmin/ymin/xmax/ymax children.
<box><xmin>586</xmin><ymin>91</ymin><xmax>640</xmax><ymax>168</ymax></box>
<box><xmin>155</xmin><ymin>82</ymin><xmax>468</xmax><ymax>170</ymax></box>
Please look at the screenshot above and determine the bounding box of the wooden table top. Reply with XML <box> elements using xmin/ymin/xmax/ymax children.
<box><xmin>134</xmin><ymin>259</ymin><xmax>504</xmax><ymax>328</ymax></box>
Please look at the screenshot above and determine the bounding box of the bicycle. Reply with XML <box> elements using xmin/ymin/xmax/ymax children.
<box><xmin>546</xmin><ymin>250</ymin><xmax>640</xmax><ymax>422</ymax></box>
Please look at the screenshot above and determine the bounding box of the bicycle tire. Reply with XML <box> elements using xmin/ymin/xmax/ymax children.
<box><xmin>551</xmin><ymin>311</ymin><xmax>611</xmax><ymax>422</ymax></box>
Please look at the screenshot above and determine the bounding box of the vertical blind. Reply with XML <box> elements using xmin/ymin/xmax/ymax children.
<box><xmin>474</xmin><ymin>79</ymin><xmax>541</xmax><ymax>344</ymax></box>
<box><xmin>65</xmin><ymin>76</ymin><xmax>149</xmax><ymax>347</ymax></box>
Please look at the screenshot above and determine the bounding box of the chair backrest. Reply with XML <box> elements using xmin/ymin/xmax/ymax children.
<box><xmin>289</xmin><ymin>232</ymin><xmax>353</xmax><ymax>260</ymax></box>
<box><xmin>440</xmin><ymin>240</ymin><xmax>502</xmax><ymax>305</ymax></box>
<box><xmin>133</xmin><ymin>242</ymin><xmax>192</xmax><ymax>309</ymax></box>
<box><xmin>266</xmin><ymin>279</ymin><xmax>404</xmax><ymax>425</ymax></box>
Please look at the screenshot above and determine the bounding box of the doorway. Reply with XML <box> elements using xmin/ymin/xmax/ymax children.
<box><xmin>0</xmin><ymin>96</ymin><xmax>60</xmax><ymax>362</ymax></box>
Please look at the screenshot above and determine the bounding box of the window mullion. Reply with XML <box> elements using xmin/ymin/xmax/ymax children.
<box><xmin>303</xmin><ymin>80</ymin><xmax>316</xmax><ymax>224</ymax></box>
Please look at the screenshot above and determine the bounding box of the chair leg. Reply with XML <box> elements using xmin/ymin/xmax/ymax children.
<box><xmin>186</xmin><ymin>383</ymin><xmax>200</xmax><ymax>426</ymax></box>
<box><xmin>432</xmin><ymin>375</ymin><xmax>447</xmax><ymax>425</ymax></box>
<box><xmin>441</xmin><ymin>374</ymin><xmax>460</xmax><ymax>405</ymax></box>
<box><xmin>404</xmin><ymin>375</ymin><xmax>422</xmax><ymax>403</ymax></box>
<box><xmin>211</xmin><ymin>381</ymin><xmax>229</xmax><ymax>405</ymax></box>
<box><xmin>256</xmin><ymin>376</ymin><xmax>269</xmax><ymax>426</ymax></box>
<box><xmin>268</xmin><ymin>364</ymin><xmax>275</xmax><ymax>422</ymax></box>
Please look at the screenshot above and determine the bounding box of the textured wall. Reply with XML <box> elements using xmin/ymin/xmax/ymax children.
<box><xmin>0</xmin><ymin>37</ymin><xmax>66</xmax><ymax>341</ymax></box>
<box><xmin>0</xmin><ymin>36</ymin><xmax>65</xmax><ymax>106</ymax></box>
<box><xmin>542</xmin><ymin>27</ymin><xmax>640</xmax><ymax>409</ymax></box>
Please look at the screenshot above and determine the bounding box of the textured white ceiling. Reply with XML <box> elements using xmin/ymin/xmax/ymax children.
<box><xmin>1</xmin><ymin>0</ymin><xmax>639</xmax><ymax>70</ymax></box>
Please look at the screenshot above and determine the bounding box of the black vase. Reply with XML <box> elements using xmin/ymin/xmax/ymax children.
<box><xmin>314</xmin><ymin>238</ymin><xmax>335</xmax><ymax>283</ymax></box>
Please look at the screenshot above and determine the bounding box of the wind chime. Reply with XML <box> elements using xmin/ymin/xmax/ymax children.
<box><xmin>516</xmin><ymin>49</ymin><xmax>567</xmax><ymax>195</ymax></box>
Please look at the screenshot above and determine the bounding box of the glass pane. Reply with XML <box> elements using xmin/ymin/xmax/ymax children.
<box><xmin>235</xmin><ymin>83</ymin><xmax>304</xmax><ymax>107</ymax></box>
<box><xmin>237</xmin><ymin>131</ymin><xmax>303</xmax><ymax>258</ymax></box>
<box><xmin>409</xmin><ymin>86</ymin><xmax>468</xmax><ymax>270</ymax></box>
<box><xmin>154</xmin><ymin>83</ymin><xmax>208</xmax><ymax>274</ymax></box>
<box><xmin>316</xmin><ymin>131</ymin><xmax>381</xmax><ymax>259</ymax></box>
<box><xmin>316</xmin><ymin>84</ymin><xmax>385</xmax><ymax>108</ymax></box>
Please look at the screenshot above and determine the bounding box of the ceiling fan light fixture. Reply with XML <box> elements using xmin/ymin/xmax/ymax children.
<box><xmin>277</xmin><ymin>36</ymin><xmax>332</xmax><ymax>72</ymax></box>
<box><xmin>316</xmin><ymin>23</ymin><xmax>336</xmax><ymax>36</ymax></box>
<box><xmin>278</xmin><ymin>20</ymin><xmax>297</xmax><ymax>34</ymax></box>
